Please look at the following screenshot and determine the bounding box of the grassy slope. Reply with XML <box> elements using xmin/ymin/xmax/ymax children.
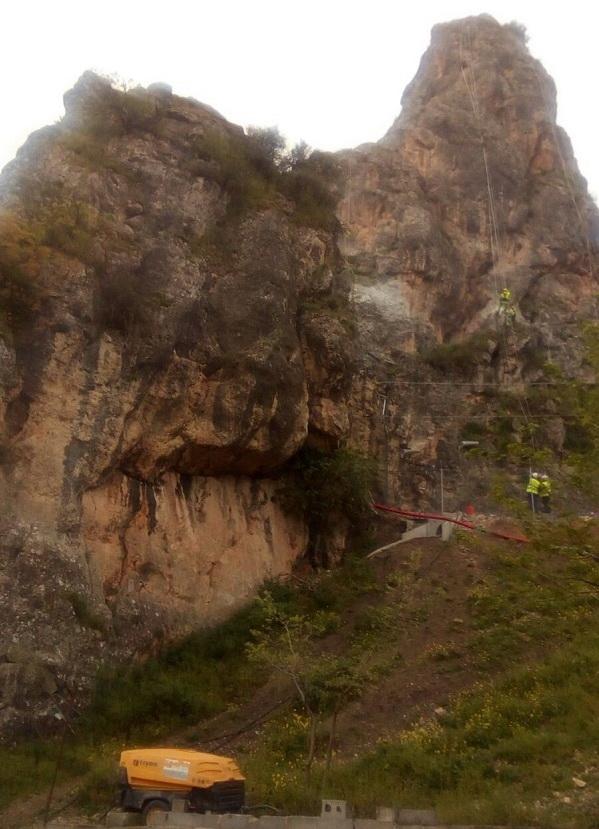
<box><xmin>1</xmin><ymin>520</ymin><xmax>598</xmax><ymax>828</ymax></box>
<box><xmin>240</xmin><ymin>520</ymin><xmax>599</xmax><ymax>827</ymax></box>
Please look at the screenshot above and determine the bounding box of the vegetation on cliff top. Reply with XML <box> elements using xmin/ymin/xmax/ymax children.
<box><xmin>190</xmin><ymin>125</ymin><xmax>341</xmax><ymax>232</ymax></box>
<box><xmin>0</xmin><ymin>82</ymin><xmax>343</xmax><ymax>344</ymax></box>
<box><xmin>58</xmin><ymin>76</ymin><xmax>342</xmax><ymax>233</ymax></box>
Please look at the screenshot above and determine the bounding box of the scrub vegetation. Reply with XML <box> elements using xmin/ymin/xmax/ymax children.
<box><xmin>190</xmin><ymin>127</ymin><xmax>341</xmax><ymax>232</ymax></box>
<box><xmin>1</xmin><ymin>516</ymin><xmax>598</xmax><ymax>828</ymax></box>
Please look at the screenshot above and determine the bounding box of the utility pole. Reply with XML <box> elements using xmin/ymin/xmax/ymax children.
<box><xmin>440</xmin><ymin>463</ymin><xmax>445</xmax><ymax>513</ymax></box>
<box><xmin>381</xmin><ymin>394</ymin><xmax>389</xmax><ymax>502</ymax></box>
<box><xmin>43</xmin><ymin>711</ymin><xmax>67</xmax><ymax>827</ymax></box>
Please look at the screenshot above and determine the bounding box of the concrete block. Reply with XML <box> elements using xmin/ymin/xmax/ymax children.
<box><xmin>321</xmin><ymin>800</ymin><xmax>352</xmax><ymax>819</ymax></box>
<box><xmin>197</xmin><ymin>817</ymin><xmax>223</xmax><ymax>828</ymax></box>
<box><xmin>396</xmin><ymin>809</ymin><xmax>437</xmax><ymax>825</ymax></box>
<box><xmin>400</xmin><ymin>523</ymin><xmax>429</xmax><ymax>542</ymax></box>
<box><xmin>49</xmin><ymin>824</ymin><xmax>103</xmax><ymax>829</ymax></box>
<box><xmin>426</xmin><ymin>521</ymin><xmax>443</xmax><ymax>539</ymax></box>
<box><xmin>399</xmin><ymin>516</ymin><xmax>456</xmax><ymax>544</ymax></box>
<box><xmin>376</xmin><ymin>807</ymin><xmax>395</xmax><ymax>822</ymax></box>
<box><xmin>162</xmin><ymin>815</ymin><xmax>257</xmax><ymax>829</ymax></box>
<box><xmin>441</xmin><ymin>523</ymin><xmax>453</xmax><ymax>541</ymax></box>
<box><xmin>199</xmin><ymin>815</ymin><xmax>226</xmax><ymax>828</ymax></box>
<box><xmin>105</xmin><ymin>810</ymin><xmax>144</xmax><ymax>827</ymax></box>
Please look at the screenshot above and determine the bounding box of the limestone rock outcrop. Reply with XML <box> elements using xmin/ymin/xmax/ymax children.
<box><xmin>0</xmin><ymin>15</ymin><xmax>597</xmax><ymax>732</ymax></box>
<box><xmin>0</xmin><ymin>74</ymin><xmax>352</xmax><ymax>732</ymax></box>
<box><xmin>339</xmin><ymin>15</ymin><xmax>598</xmax><ymax>503</ymax></box>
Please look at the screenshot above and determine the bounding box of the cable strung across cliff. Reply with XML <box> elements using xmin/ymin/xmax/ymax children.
<box><xmin>372</xmin><ymin>502</ymin><xmax>530</xmax><ymax>543</ymax></box>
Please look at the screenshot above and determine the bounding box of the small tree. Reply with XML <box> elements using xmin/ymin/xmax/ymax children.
<box><xmin>306</xmin><ymin>656</ymin><xmax>372</xmax><ymax>771</ymax></box>
<box><xmin>247</xmin><ymin>592</ymin><xmax>372</xmax><ymax>772</ymax></box>
<box><xmin>247</xmin><ymin>592</ymin><xmax>324</xmax><ymax>768</ymax></box>
<box><xmin>246</xmin><ymin>126</ymin><xmax>286</xmax><ymax>176</ymax></box>
<box><xmin>279</xmin><ymin>140</ymin><xmax>311</xmax><ymax>173</ymax></box>
<box><xmin>0</xmin><ymin>211</ymin><xmax>45</xmax><ymax>333</ymax></box>
<box><xmin>281</xmin><ymin>447</ymin><xmax>376</xmax><ymax>565</ymax></box>
<box><xmin>505</xmin><ymin>20</ymin><xmax>529</xmax><ymax>43</ymax></box>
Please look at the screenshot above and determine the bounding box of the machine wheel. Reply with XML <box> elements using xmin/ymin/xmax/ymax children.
<box><xmin>142</xmin><ymin>799</ymin><xmax>170</xmax><ymax>826</ymax></box>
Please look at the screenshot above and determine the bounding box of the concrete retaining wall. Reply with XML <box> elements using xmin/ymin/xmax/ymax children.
<box><xmin>151</xmin><ymin>821</ymin><xmax>520</xmax><ymax>829</ymax></box>
<box><xmin>103</xmin><ymin>808</ymin><xmax>528</xmax><ymax>829</ymax></box>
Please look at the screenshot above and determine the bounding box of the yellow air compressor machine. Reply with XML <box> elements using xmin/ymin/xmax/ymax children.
<box><xmin>119</xmin><ymin>747</ymin><xmax>245</xmax><ymax>822</ymax></box>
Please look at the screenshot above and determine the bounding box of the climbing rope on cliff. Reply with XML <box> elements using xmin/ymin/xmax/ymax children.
<box><xmin>459</xmin><ymin>30</ymin><xmax>502</xmax><ymax>280</ymax></box>
<box><xmin>460</xmin><ymin>27</ymin><xmax>517</xmax><ymax>347</ymax></box>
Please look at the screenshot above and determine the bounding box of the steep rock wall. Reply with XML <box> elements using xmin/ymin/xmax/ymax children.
<box><xmin>0</xmin><ymin>75</ymin><xmax>352</xmax><ymax>731</ymax></box>
<box><xmin>81</xmin><ymin>472</ymin><xmax>306</xmax><ymax>623</ymax></box>
<box><xmin>1</xmin><ymin>15</ymin><xmax>598</xmax><ymax>732</ymax></box>
<box><xmin>339</xmin><ymin>16</ymin><xmax>599</xmax><ymax>504</ymax></box>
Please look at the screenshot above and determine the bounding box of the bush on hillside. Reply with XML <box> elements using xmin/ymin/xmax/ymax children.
<box><xmin>191</xmin><ymin>130</ymin><xmax>342</xmax><ymax>232</ymax></box>
<box><xmin>0</xmin><ymin>211</ymin><xmax>45</xmax><ymax>333</ymax></box>
<box><xmin>424</xmin><ymin>332</ymin><xmax>495</xmax><ymax>375</ymax></box>
<box><xmin>281</xmin><ymin>149</ymin><xmax>342</xmax><ymax>233</ymax></box>
<box><xmin>505</xmin><ymin>20</ymin><xmax>529</xmax><ymax>43</ymax></box>
<box><xmin>281</xmin><ymin>447</ymin><xmax>376</xmax><ymax>559</ymax></box>
<box><xmin>192</xmin><ymin>128</ymin><xmax>276</xmax><ymax>216</ymax></box>
<box><xmin>59</xmin><ymin>130</ymin><xmax>141</xmax><ymax>181</ymax></box>
<box><xmin>76</xmin><ymin>83</ymin><xmax>158</xmax><ymax>139</ymax></box>
<box><xmin>0</xmin><ymin>203</ymin><xmax>107</xmax><ymax>333</ymax></box>
<box><xmin>246</xmin><ymin>125</ymin><xmax>286</xmax><ymax>173</ymax></box>
<box><xmin>94</xmin><ymin>251</ymin><xmax>170</xmax><ymax>336</ymax></box>
<box><xmin>38</xmin><ymin>202</ymin><xmax>100</xmax><ymax>264</ymax></box>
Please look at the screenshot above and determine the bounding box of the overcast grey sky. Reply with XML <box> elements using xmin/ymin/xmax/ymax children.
<box><xmin>2</xmin><ymin>0</ymin><xmax>598</xmax><ymax>197</ymax></box>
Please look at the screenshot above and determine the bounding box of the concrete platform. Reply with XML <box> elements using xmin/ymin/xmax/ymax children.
<box><xmin>399</xmin><ymin>517</ymin><xmax>456</xmax><ymax>544</ymax></box>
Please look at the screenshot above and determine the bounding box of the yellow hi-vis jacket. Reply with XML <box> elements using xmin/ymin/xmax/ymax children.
<box><xmin>500</xmin><ymin>288</ymin><xmax>512</xmax><ymax>302</ymax></box>
<box><xmin>539</xmin><ymin>479</ymin><xmax>552</xmax><ymax>496</ymax></box>
<box><xmin>526</xmin><ymin>476</ymin><xmax>540</xmax><ymax>494</ymax></box>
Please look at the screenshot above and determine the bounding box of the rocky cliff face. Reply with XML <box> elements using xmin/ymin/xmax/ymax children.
<box><xmin>340</xmin><ymin>15</ymin><xmax>598</xmax><ymax>504</ymax></box>
<box><xmin>0</xmin><ymin>15</ymin><xmax>597</xmax><ymax>733</ymax></box>
<box><xmin>0</xmin><ymin>74</ymin><xmax>352</xmax><ymax>732</ymax></box>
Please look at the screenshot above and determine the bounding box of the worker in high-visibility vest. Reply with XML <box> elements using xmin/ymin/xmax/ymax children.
<box><xmin>539</xmin><ymin>474</ymin><xmax>552</xmax><ymax>513</ymax></box>
<box><xmin>526</xmin><ymin>472</ymin><xmax>540</xmax><ymax>511</ymax></box>
<box><xmin>499</xmin><ymin>287</ymin><xmax>512</xmax><ymax>309</ymax></box>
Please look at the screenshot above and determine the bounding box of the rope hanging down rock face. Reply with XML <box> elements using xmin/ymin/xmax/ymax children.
<box><xmin>459</xmin><ymin>27</ymin><xmax>502</xmax><ymax>290</ymax></box>
<box><xmin>458</xmin><ymin>24</ymin><xmax>518</xmax><ymax>368</ymax></box>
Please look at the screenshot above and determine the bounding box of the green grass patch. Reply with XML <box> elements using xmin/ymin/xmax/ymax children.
<box><xmin>243</xmin><ymin>631</ymin><xmax>599</xmax><ymax>826</ymax></box>
<box><xmin>83</xmin><ymin>601</ymin><xmax>269</xmax><ymax>742</ymax></box>
<box><xmin>464</xmin><ymin>520</ymin><xmax>599</xmax><ymax>669</ymax></box>
<box><xmin>2</xmin><ymin>523</ymin><xmax>598</xmax><ymax>823</ymax></box>
<box><xmin>0</xmin><ymin>557</ymin><xmax>381</xmax><ymax>812</ymax></box>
